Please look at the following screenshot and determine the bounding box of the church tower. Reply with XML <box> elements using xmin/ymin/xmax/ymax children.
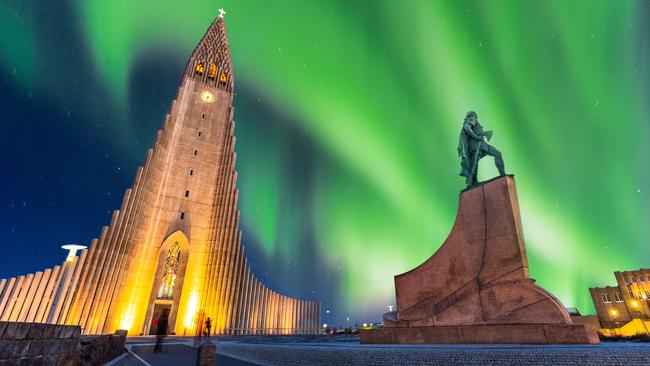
<box><xmin>0</xmin><ymin>13</ymin><xmax>320</xmax><ymax>336</ymax></box>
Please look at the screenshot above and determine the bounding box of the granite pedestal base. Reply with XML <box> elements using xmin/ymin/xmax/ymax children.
<box><xmin>360</xmin><ymin>324</ymin><xmax>599</xmax><ymax>344</ymax></box>
<box><xmin>364</xmin><ymin>176</ymin><xmax>599</xmax><ymax>344</ymax></box>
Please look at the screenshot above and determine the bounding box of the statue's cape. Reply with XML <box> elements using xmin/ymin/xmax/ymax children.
<box><xmin>457</xmin><ymin>123</ymin><xmax>471</xmax><ymax>178</ymax></box>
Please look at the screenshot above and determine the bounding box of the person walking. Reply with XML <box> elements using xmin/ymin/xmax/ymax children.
<box><xmin>204</xmin><ymin>317</ymin><xmax>212</xmax><ymax>337</ymax></box>
<box><xmin>153</xmin><ymin>309</ymin><xmax>169</xmax><ymax>353</ymax></box>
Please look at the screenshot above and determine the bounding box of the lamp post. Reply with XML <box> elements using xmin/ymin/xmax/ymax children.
<box><xmin>631</xmin><ymin>300</ymin><xmax>649</xmax><ymax>335</ymax></box>
<box><xmin>610</xmin><ymin>309</ymin><xmax>620</xmax><ymax>336</ymax></box>
<box><xmin>61</xmin><ymin>244</ymin><xmax>87</xmax><ymax>261</ymax></box>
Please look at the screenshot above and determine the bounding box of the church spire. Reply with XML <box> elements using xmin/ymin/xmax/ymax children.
<box><xmin>184</xmin><ymin>12</ymin><xmax>233</xmax><ymax>92</ymax></box>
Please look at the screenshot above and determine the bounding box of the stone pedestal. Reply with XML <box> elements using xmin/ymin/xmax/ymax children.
<box><xmin>361</xmin><ymin>175</ymin><xmax>599</xmax><ymax>344</ymax></box>
<box><xmin>197</xmin><ymin>342</ymin><xmax>216</xmax><ymax>366</ymax></box>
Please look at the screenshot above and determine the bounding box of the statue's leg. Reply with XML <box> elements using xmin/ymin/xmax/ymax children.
<box><xmin>470</xmin><ymin>148</ymin><xmax>481</xmax><ymax>186</ymax></box>
<box><xmin>485</xmin><ymin>145</ymin><xmax>506</xmax><ymax>176</ymax></box>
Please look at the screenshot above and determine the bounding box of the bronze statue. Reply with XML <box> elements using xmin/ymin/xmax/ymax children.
<box><xmin>458</xmin><ymin>111</ymin><xmax>506</xmax><ymax>187</ymax></box>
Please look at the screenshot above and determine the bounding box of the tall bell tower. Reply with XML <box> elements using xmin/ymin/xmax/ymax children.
<box><xmin>48</xmin><ymin>13</ymin><xmax>322</xmax><ymax>336</ymax></box>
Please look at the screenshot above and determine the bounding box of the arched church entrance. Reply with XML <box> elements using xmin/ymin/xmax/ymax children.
<box><xmin>144</xmin><ymin>230</ymin><xmax>189</xmax><ymax>335</ymax></box>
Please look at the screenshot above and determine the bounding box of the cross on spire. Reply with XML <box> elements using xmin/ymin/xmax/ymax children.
<box><xmin>218</xmin><ymin>8</ymin><xmax>226</xmax><ymax>18</ymax></box>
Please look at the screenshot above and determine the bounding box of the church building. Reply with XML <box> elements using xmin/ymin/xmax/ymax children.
<box><xmin>0</xmin><ymin>13</ymin><xmax>320</xmax><ymax>336</ymax></box>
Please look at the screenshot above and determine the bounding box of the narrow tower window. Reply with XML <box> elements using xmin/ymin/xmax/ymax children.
<box><xmin>180</xmin><ymin>212</ymin><xmax>185</xmax><ymax>220</ymax></box>
<box><xmin>195</xmin><ymin>62</ymin><xmax>205</xmax><ymax>75</ymax></box>
<box><xmin>219</xmin><ymin>72</ymin><xmax>228</xmax><ymax>86</ymax></box>
<box><xmin>208</xmin><ymin>63</ymin><xmax>217</xmax><ymax>80</ymax></box>
<box><xmin>198</xmin><ymin>131</ymin><xmax>202</xmax><ymax>137</ymax></box>
<box><xmin>201</xmin><ymin>113</ymin><xmax>205</xmax><ymax>119</ymax></box>
<box><xmin>185</xmin><ymin>190</ymin><xmax>190</xmax><ymax>198</ymax></box>
<box><xmin>193</xmin><ymin>149</ymin><xmax>198</xmax><ymax>156</ymax></box>
<box><xmin>189</xmin><ymin>169</ymin><xmax>194</xmax><ymax>176</ymax></box>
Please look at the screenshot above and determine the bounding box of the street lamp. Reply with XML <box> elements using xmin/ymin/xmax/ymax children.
<box><xmin>631</xmin><ymin>300</ymin><xmax>649</xmax><ymax>335</ymax></box>
<box><xmin>61</xmin><ymin>244</ymin><xmax>87</xmax><ymax>262</ymax></box>
<box><xmin>610</xmin><ymin>309</ymin><xmax>620</xmax><ymax>335</ymax></box>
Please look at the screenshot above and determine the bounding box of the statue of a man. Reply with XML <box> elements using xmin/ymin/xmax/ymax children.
<box><xmin>457</xmin><ymin>111</ymin><xmax>506</xmax><ymax>187</ymax></box>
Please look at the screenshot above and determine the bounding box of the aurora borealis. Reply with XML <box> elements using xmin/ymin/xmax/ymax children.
<box><xmin>1</xmin><ymin>0</ymin><xmax>649</xmax><ymax>327</ymax></box>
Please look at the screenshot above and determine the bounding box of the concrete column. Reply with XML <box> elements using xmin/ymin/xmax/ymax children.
<box><xmin>66</xmin><ymin>238</ymin><xmax>98</xmax><ymax>325</ymax></box>
<box><xmin>47</xmin><ymin>259</ymin><xmax>77</xmax><ymax>324</ymax></box>
<box><xmin>93</xmin><ymin>186</ymin><xmax>137</xmax><ymax>333</ymax></box>
<box><xmin>26</xmin><ymin>268</ymin><xmax>52</xmax><ymax>322</ymax></box>
<box><xmin>58</xmin><ymin>249</ymin><xmax>88</xmax><ymax>325</ymax></box>
<box><xmin>8</xmin><ymin>274</ymin><xmax>32</xmax><ymax>321</ymax></box>
<box><xmin>0</xmin><ymin>279</ymin><xmax>7</xmax><ymax>310</ymax></box>
<box><xmin>18</xmin><ymin>271</ymin><xmax>43</xmax><ymax>321</ymax></box>
<box><xmin>0</xmin><ymin>278</ymin><xmax>16</xmax><ymax>320</ymax></box>
<box><xmin>86</xmin><ymin>209</ymin><xmax>123</xmax><ymax>333</ymax></box>
<box><xmin>36</xmin><ymin>266</ymin><xmax>61</xmax><ymax>323</ymax></box>
<box><xmin>72</xmin><ymin>227</ymin><xmax>107</xmax><ymax>327</ymax></box>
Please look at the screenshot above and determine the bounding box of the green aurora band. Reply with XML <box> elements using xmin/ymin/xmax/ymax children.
<box><xmin>2</xmin><ymin>0</ymin><xmax>650</xmax><ymax>323</ymax></box>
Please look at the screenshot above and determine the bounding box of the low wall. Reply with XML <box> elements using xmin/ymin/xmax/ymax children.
<box><xmin>79</xmin><ymin>330</ymin><xmax>127</xmax><ymax>365</ymax></box>
<box><xmin>0</xmin><ymin>322</ymin><xmax>126</xmax><ymax>365</ymax></box>
<box><xmin>0</xmin><ymin>322</ymin><xmax>80</xmax><ymax>365</ymax></box>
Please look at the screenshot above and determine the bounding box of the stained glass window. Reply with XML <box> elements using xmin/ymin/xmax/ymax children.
<box><xmin>158</xmin><ymin>242</ymin><xmax>180</xmax><ymax>299</ymax></box>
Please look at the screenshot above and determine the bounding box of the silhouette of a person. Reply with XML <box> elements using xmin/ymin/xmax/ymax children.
<box><xmin>205</xmin><ymin>317</ymin><xmax>212</xmax><ymax>337</ymax></box>
<box><xmin>153</xmin><ymin>309</ymin><xmax>169</xmax><ymax>353</ymax></box>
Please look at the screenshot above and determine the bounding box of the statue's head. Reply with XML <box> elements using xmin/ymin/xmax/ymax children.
<box><xmin>465</xmin><ymin>111</ymin><xmax>477</xmax><ymax>125</ymax></box>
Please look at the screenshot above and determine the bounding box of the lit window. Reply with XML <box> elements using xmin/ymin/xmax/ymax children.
<box><xmin>189</xmin><ymin>169</ymin><xmax>194</xmax><ymax>176</ymax></box>
<box><xmin>185</xmin><ymin>190</ymin><xmax>189</xmax><ymax>198</ymax></box>
<box><xmin>219</xmin><ymin>72</ymin><xmax>228</xmax><ymax>85</ymax></box>
<box><xmin>601</xmin><ymin>293</ymin><xmax>611</xmax><ymax>303</ymax></box>
<box><xmin>639</xmin><ymin>291</ymin><xmax>645</xmax><ymax>300</ymax></box>
<box><xmin>613</xmin><ymin>293</ymin><xmax>622</xmax><ymax>302</ymax></box>
<box><xmin>195</xmin><ymin>62</ymin><xmax>205</xmax><ymax>75</ymax></box>
<box><xmin>629</xmin><ymin>291</ymin><xmax>635</xmax><ymax>298</ymax></box>
<box><xmin>180</xmin><ymin>212</ymin><xmax>185</xmax><ymax>220</ymax></box>
<box><xmin>193</xmin><ymin>150</ymin><xmax>198</xmax><ymax>156</ymax></box>
<box><xmin>208</xmin><ymin>63</ymin><xmax>217</xmax><ymax>80</ymax></box>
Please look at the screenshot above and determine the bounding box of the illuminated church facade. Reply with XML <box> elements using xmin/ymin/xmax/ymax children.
<box><xmin>0</xmin><ymin>14</ymin><xmax>320</xmax><ymax>336</ymax></box>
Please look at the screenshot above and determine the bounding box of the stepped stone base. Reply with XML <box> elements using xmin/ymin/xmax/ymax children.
<box><xmin>362</xmin><ymin>176</ymin><xmax>599</xmax><ymax>344</ymax></box>
<box><xmin>360</xmin><ymin>324</ymin><xmax>599</xmax><ymax>344</ymax></box>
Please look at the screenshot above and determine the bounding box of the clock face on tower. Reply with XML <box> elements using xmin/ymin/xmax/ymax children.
<box><xmin>200</xmin><ymin>90</ymin><xmax>215</xmax><ymax>104</ymax></box>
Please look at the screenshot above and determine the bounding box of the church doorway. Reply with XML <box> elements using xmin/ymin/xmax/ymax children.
<box><xmin>143</xmin><ymin>230</ymin><xmax>190</xmax><ymax>336</ymax></box>
<box><xmin>148</xmin><ymin>303</ymin><xmax>172</xmax><ymax>335</ymax></box>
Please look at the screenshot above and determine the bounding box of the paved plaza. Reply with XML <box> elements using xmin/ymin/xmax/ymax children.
<box><xmin>108</xmin><ymin>335</ymin><xmax>650</xmax><ymax>366</ymax></box>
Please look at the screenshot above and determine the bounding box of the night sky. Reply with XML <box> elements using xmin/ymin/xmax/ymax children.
<box><xmin>1</xmin><ymin>0</ymin><xmax>650</xmax><ymax>327</ymax></box>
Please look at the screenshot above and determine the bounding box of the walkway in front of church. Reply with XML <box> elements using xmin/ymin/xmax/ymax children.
<box><xmin>108</xmin><ymin>337</ymin><xmax>256</xmax><ymax>366</ymax></box>
<box><xmin>108</xmin><ymin>335</ymin><xmax>650</xmax><ymax>366</ymax></box>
